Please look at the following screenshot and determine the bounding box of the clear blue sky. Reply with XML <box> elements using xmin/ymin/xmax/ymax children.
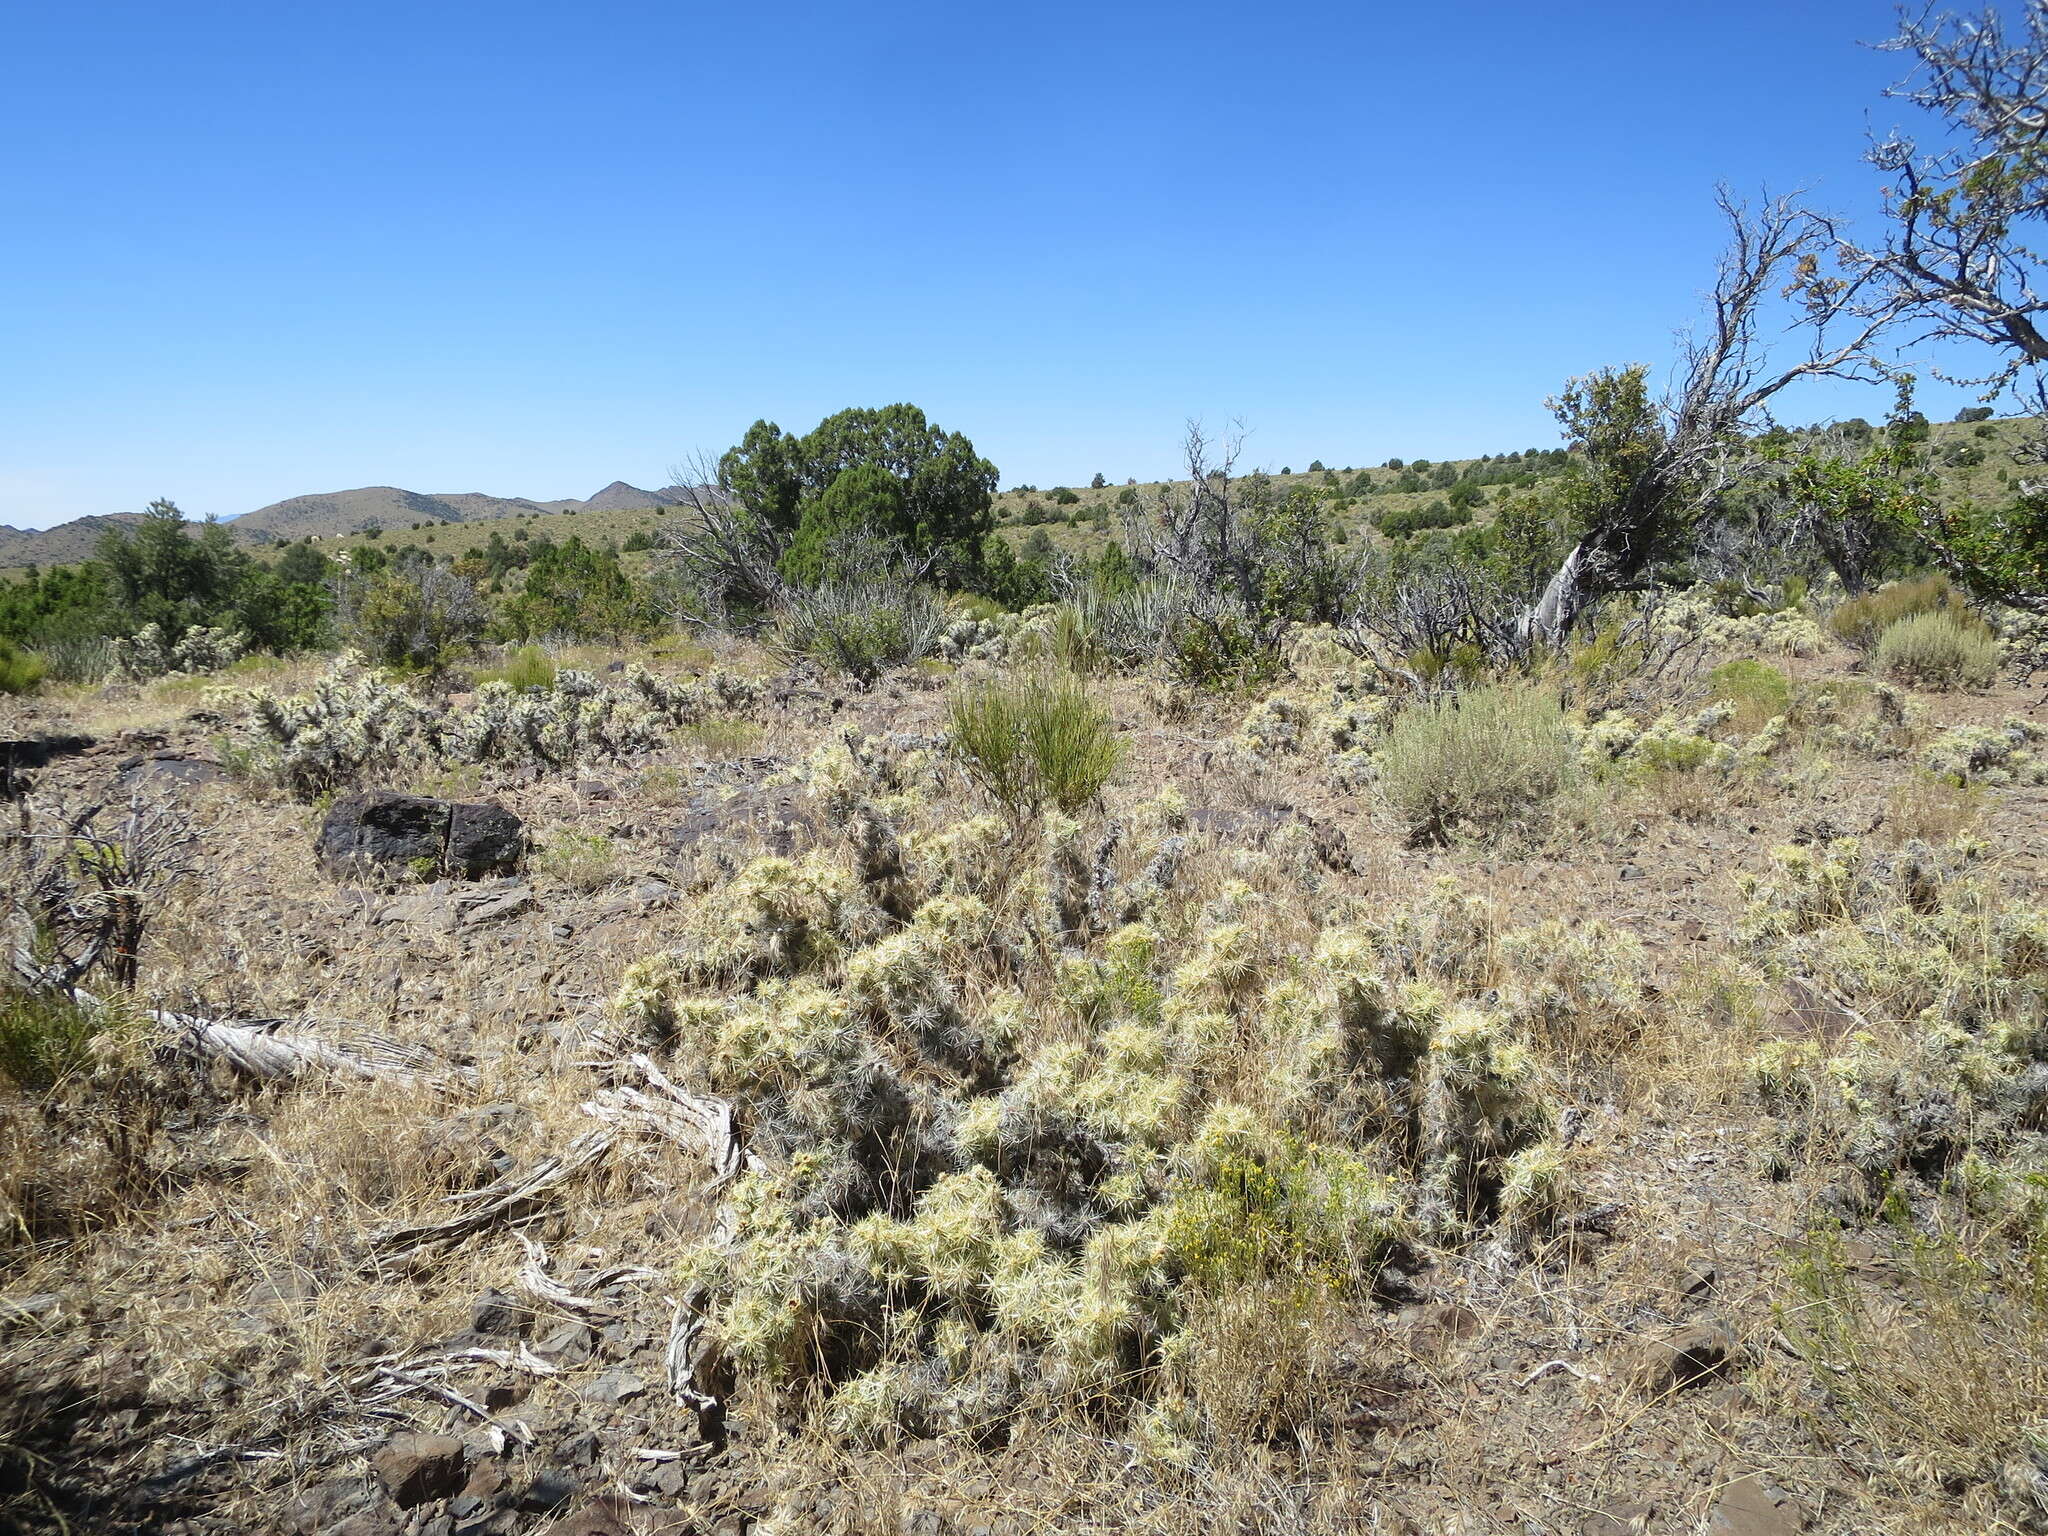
<box><xmin>0</xmin><ymin>0</ymin><xmax>1979</xmax><ymax>527</ymax></box>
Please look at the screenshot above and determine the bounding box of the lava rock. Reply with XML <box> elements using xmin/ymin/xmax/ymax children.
<box><xmin>469</xmin><ymin>1288</ymin><xmax>527</xmax><ymax>1339</ymax></box>
<box><xmin>317</xmin><ymin>792</ymin><xmax>524</xmax><ymax>882</ymax></box>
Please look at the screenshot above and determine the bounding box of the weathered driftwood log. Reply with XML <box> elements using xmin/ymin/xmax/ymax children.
<box><xmin>157</xmin><ymin>1007</ymin><xmax>449</xmax><ymax>1084</ymax></box>
<box><xmin>512</xmin><ymin>1232</ymin><xmax>660</xmax><ymax>1317</ymax></box>
<box><xmin>580</xmin><ymin>1052</ymin><xmax>760</xmax><ymax>1184</ymax></box>
<box><xmin>369</xmin><ymin>1129</ymin><xmax>616</xmax><ymax>1264</ymax></box>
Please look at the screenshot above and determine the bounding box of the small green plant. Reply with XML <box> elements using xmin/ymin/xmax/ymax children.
<box><xmin>479</xmin><ymin>644</ymin><xmax>557</xmax><ymax>691</ymax></box>
<box><xmin>1376</xmin><ymin>683</ymin><xmax>1576</xmax><ymax>845</ymax></box>
<box><xmin>680</xmin><ymin>718</ymin><xmax>763</xmax><ymax>760</ymax></box>
<box><xmin>535</xmin><ymin>830</ymin><xmax>625</xmax><ymax>891</ymax></box>
<box><xmin>1708</xmin><ymin>658</ymin><xmax>1792</xmax><ymax>732</ymax></box>
<box><xmin>0</xmin><ymin>638</ymin><xmax>48</xmax><ymax>696</ymax></box>
<box><xmin>0</xmin><ymin>988</ymin><xmax>118</xmax><ymax>1091</ymax></box>
<box><xmin>948</xmin><ymin>669</ymin><xmax>1125</xmax><ymax>823</ymax></box>
<box><xmin>1874</xmin><ymin>611</ymin><xmax>1999</xmax><ymax>691</ymax></box>
<box><xmin>1829</xmin><ymin>574</ymin><xmax>1977</xmax><ymax>651</ymax></box>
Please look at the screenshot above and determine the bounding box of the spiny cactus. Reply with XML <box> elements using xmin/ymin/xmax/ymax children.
<box><xmin>242</xmin><ymin>653</ymin><xmax>758</xmax><ymax>797</ymax></box>
<box><xmin>110</xmin><ymin>623</ymin><xmax>248</xmax><ymax>681</ymax></box>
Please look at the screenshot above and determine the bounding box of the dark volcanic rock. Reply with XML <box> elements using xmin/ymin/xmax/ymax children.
<box><xmin>317</xmin><ymin>792</ymin><xmax>525</xmax><ymax>882</ymax></box>
<box><xmin>448</xmin><ymin>799</ymin><xmax>528</xmax><ymax>878</ymax></box>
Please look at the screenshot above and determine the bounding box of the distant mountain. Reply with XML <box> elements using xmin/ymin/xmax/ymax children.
<box><xmin>0</xmin><ymin>481</ymin><xmax>678</xmax><ymax>569</ymax></box>
<box><xmin>234</xmin><ymin>486</ymin><xmax>558</xmax><ymax>539</ymax></box>
<box><xmin>580</xmin><ymin>481</ymin><xmax>671</xmax><ymax>512</ymax></box>
<box><xmin>0</xmin><ymin>512</ymin><xmax>148</xmax><ymax>570</ymax></box>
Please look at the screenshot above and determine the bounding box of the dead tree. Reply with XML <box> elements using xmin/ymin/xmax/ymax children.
<box><xmin>1120</xmin><ymin>421</ymin><xmax>1359</xmax><ymax>669</ymax></box>
<box><xmin>652</xmin><ymin>454</ymin><xmax>791</xmax><ymax>625</ymax></box>
<box><xmin>1833</xmin><ymin>2</ymin><xmax>2048</xmax><ymax>384</ymax></box>
<box><xmin>1519</xmin><ymin>190</ymin><xmax>1899</xmax><ymax>643</ymax></box>
<box><xmin>6</xmin><ymin>795</ymin><xmax>196</xmax><ymax>993</ymax></box>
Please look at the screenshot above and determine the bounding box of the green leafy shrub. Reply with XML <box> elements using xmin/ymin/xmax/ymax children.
<box><xmin>948</xmin><ymin>670</ymin><xmax>1125</xmax><ymax>823</ymax></box>
<box><xmin>335</xmin><ymin>557</ymin><xmax>487</xmax><ymax>672</ymax></box>
<box><xmin>1708</xmin><ymin>658</ymin><xmax>1792</xmax><ymax>733</ymax></box>
<box><xmin>1376</xmin><ymin>684</ymin><xmax>1576</xmax><ymax>845</ymax></box>
<box><xmin>0</xmin><ymin>638</ymin><xmax>47</xmax><ymax>696</ymax></box>
<box><xmin>1830</xmin><ymin>574</ymin><xmax>1978</xmax><ymax>651</ymax></box>
<box><xmin>1874</xmin><ymin>611</ymin><xmax>1999</xmax><ymax>691</ymax></box>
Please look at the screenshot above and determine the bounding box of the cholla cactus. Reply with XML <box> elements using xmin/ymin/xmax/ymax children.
<box><xmin>1576</xmin><ymin>708</ymin><xmax>1738</xmax><ymax>783</ymax></box>
<box><xmin>1924</xmin><ymin>719</ymin><xmax>2048</xmax><ymax>785</ymax></box>
<box><xmin>109</xmin><ymin>622</ymin><xmax>249</xmax><ymax>680</ymax></box>
<box><xmin>245</xmin><ymin>652</ymin><xmax>432</xmax><ymax>798</ymax></box>
<box><xmin>1414</xmin><ymin>1007</ymin><xmax>1549</xmax><ymax>1230</ymax></box>
<box><xmin>686</xmin><ymin>853</ymin><xmax>882</xmax><ymax>982</ymax></box>
<box><xmin>1649</xmin><ymin>587</ymin><xmax>1825</xmax><ymax>656</ymax></box>
<box><xmin>242</xmin><ymin>652</ymin><xmax>756</xmax><ymax>794</ymax></box>
<box><xmin>1234</xmin><ymin>692</ymin><xmax>1312</xmax><ymax>756</ymax></box>
<box><xmin>1741</xmin><ymin>831</ymin><xmax>2048</xmax><ymax>1197</ymax></box>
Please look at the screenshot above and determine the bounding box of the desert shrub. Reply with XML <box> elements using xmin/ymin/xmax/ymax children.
<box><xmin>0</xmin><ymin>988</ymin><xmax>114</xmax><ymax>1092</ymax></box>
<box><xmin>0</xmin><ymin>638</ymin><xmax>46</xmax><ymax>696</ymax></box>
<box><xmin>1376</xmin><ymin>684</ymin><xmax>1575</xmax><ymax>844</ymax></box>
<box><xmin>774</xmin><ymin>577</ymin><xmax>945</xmax><ymax>682</ymax></box>
<box><xmin>479</xmin><ymin>644</ymin><xmax>556</xmax><ymax>691</ymax></box>
<box><xmin>1830</xmin><ymin>573</ymin><xmax>1978</xmax><ymax>651</ymax></box>
<box><xmin>1874</xmin><ymin>611</ymin><xmax>1999</xmax><ymax>691</ymax></box>
<box><xmin>1708</xmin><ymin>658</ymin><xmax>1792</xmax><ymax>732</ymax></box>
<box><xmin>948</xmin><ymin>670</ymin><xmax>1124</xmax><ymax>823</ymax></box>
<box><xmin>334</xmin><ymin>557</ymin><xmax>487</xmax><ymax>672</ymax></box>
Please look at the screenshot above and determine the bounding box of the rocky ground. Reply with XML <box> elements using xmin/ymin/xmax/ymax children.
<box><xmin>1</xmin><ymin>630</ymin><xmax>2044</xmax><ymax>1536</ymax></box>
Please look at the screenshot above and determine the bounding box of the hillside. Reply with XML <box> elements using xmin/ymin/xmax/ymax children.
<box><xmin>0</xmin><ymin>482</ymin><xmax>679</xmax><ymax>572</ymax></box>
<box><xmin>2</xmin><ymin>415</ymin><xmax>2037</xmax><ymax>580</ymax></box>
<box><xmin>0</xmin><ymin>513</ymin><xmax>146</xmax><ymax>571</ymax></box>
<box><xmin>989</xmin><ymin>412</ymin><xmax>2047</xmax><ymax>563</ymax></box>
<box><xmin>231</xmin><ymin>482</ymin><xmax>677</xmax><ymax>541</ymax></box>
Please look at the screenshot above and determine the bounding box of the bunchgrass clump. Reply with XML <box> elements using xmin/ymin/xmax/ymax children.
<box><xmin>774</xmin><ymin>577</ymin><xmax>946</xmax><ymax>683</ymax></box>
<box><xmin>0</xmin><ymin>637</ymin><xmax>47</xmax><ymax>696</ymax></box>
<box><xmin>1707</xmin><ymin>657</ymin><xmax>1792</xmax><ymax>733</ymax></box>
<box><xmin>1874</xmin><ymin>611</ymin><xmax>1999</xmax><ymax>692</ymax></box>
<box><xmin>0</xmin><ymin>987</ymin><xmax>115</xmax><ymax>1092</ymax></box>
<box><xmin>948</xmin><ymin>669</ymin><xmax>1125</xmax><ymax>824</ymax></box>
<box><xmin>1376</xmin><ymin>683</ymin><xmax>1575</xmax><ymax>845</ymax></box>
<box><xmin>479</xmin><ymin>644</ymin><xmax>557</xmax><ymax>690</ymax></box>
<box><xmin>533</xmin><ymin>830</ymin><xmax>625</xmax><ymax>891</ymax></box>
<box><xmin>1829</xmin><ymin>573</ymin><xmax>1977</xmax><ymax>651</ymax></box>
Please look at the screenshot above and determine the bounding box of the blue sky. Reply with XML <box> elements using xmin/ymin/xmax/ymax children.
<box><xmin>0</xmin><ymin>0</ymin><xmax>1982</xmax><ymax>527</ymax></box>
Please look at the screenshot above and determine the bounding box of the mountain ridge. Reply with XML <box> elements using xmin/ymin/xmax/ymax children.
<box><xmin>0</xmin><ymin>481</ymin><xmax>677</xmax><ymax>570</ymax></box>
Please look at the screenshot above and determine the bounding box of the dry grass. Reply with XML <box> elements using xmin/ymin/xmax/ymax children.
<box><xmin>4</xmin><ymin>613</ymin><xmax>2047</xmax><ymax>1535</ymax></box>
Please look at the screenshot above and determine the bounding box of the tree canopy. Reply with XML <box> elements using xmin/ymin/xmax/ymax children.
<box><xmin>717</xmin><ymin>403</ymin><xmax>998</xmax><ymax>588</ymax></box>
